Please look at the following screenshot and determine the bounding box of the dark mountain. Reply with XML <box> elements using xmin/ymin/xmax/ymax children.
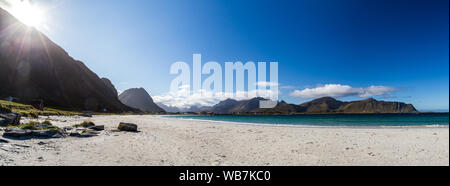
<box><xmin>297</xmin><ymin>97</ymin><xmax>418</xmax><ymax>114</ymax></box>
<box><xmin>209</xmin><ymin>97</ymin><xmax>275</xmax><ymax>114</ymax></box>
<box><xmin>206</xmin><ymin>97</ymin><xmax>418</xmax><ymax>114</ymax></box>
<box><xmin>0</xmin><ymin>8</ymin><xmax>131</xmax><ymax>112</ymax></box>
<box><xmin>253</xmin><ymin>101</ymin><xmax>304</xmax><ymax>114</ymax></box>
<box><xmin>119</xmin><ymin>88</ymin><xmax>164</xmax><ymax>113</ymax></box>
<box><xmin>337</xmin><ymin>98</ymin><xmax>418</xmax><ymax>113</ymax></box>
<box><xmin>298</xmin><ymin>97</ymin><xmax>346</xmax><ymax>113</ymax></box>
<box><xmin>229</xmin><ymin>97</ymin><xmax>267</xmax><ymax>113</ymax></box>
<box><xmin>210</xmin><ymin>99</ymin><xmax>240</xmax><ymax>114</ymax></box>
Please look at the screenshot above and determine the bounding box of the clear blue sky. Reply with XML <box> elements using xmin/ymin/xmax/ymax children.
<box><xmin>17</xmin><ymin>0</ymin><xmax>449</xmax><ymax>111</ymax></box>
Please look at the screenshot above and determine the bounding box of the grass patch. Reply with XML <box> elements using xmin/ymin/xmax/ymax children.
<box><xmin>73</xmin><ymin>121</ymin><xmax>95</xmax><ymax>128</ymax></box>
<box><xmin>8</xmin><ymin>120</ymin><xmax>61</xmax><ymax>131</ymax></box>
<box><xmin>0</xmin><ymin>100</ymin><xmax>81</xmax><ymax>117</ymax></box>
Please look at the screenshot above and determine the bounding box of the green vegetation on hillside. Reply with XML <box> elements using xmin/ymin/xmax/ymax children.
<box><xmin>0</xmin><ymin>100</ymin><xmax>81</xmax><ymax>117</ymax></box>
<box><xmin>7</xmin><ymin>120</ymin><xmax>61</xmax><ymax>131</ymax></box>
<box><xmin>73</xmin><ymin>121</ymin><xmax>95</xmax><ymax>128</ymax></box>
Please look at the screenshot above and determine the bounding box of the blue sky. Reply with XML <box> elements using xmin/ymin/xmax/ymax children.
<box><xmin>3</xmin><ymin>0</ymin><xmax>448</xmax><ymax>111</ymax></box>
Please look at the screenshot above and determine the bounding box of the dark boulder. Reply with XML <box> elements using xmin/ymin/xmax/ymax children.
<box><xmin>0</xmin><ymin>106</ymin><xmax>11</xmax><ymax>113</ymax></box>
<box><xmin>79</xmin><ymin>129</ymin><xmax>99</xmax><ymax>137</ymax></box>
<box><xmin>3</xmin><ymin>128</ymin><xmax>65</xmax><ymax>139</ymax></box>
<box><xmin>3</xmin><ymin>128</ymin><xmax>32</xmax><ymax>138</ymax></box>
<box><xmin>0</xmin><ymin>112</ymin><xmax>21</xmax><ymax>126</ymax></box>
<box><xmin>118</xmin><ymin>122</ymin><xmax>138</xmax><ymax>132</ymax></box>
<box><xmin>89</xmin><ymin>125</ymin><xmax>104</xmax><ymax>131</ymax></box>
<box><xmin>66</xmin><ymin>126</ymin><xmax>101</xmax><ymax>137</ymax></box>
<box><xmin>0</xmin><ymin>138</ymin><xmax>8</xmax><ymax>143</ymax></box>
<box><xmin>31</xmin><ymin>130</ymin><xmax>65</xmax><ymax>138</ymax></box>
<box><xmin>69</xmin><ymin>132</ymin><xmax>81</xmax><ymax>137</ymax></box>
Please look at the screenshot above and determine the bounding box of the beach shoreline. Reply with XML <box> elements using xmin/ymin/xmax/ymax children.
<box><xmin>1</xmin><ymin>115</ymin><xmax>448</xmax><ymax>166</ymax></box>
<box><xmin>161</xmin><ymin>115</ymin><xmax>449</xmax><ymax>129</ymax></box>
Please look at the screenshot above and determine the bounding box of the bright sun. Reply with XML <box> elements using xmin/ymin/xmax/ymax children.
<box><xmin>9</xmin><ymin>1</ymin><xmax>45</xmax><ymax>27</ymax></box>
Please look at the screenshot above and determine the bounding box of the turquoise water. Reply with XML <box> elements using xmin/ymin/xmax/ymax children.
<box><xmin>166</xmin><ymin>113</ymin><xmax>449</xmax><ymax>126</ymax></box>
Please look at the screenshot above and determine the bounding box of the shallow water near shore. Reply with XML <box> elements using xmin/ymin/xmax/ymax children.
<box><xmin>166</xmin><ymin>113</ymin><xmax>449</xmax><ymax>127</ymax></box>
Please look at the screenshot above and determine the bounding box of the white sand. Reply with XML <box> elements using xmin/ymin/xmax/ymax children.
<box><xmin>0</xmin><ymin>115</ymin><xmax>448</xmax><ymax>166</ymax></box>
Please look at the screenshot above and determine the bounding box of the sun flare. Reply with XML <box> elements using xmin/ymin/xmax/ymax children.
<box><xmin>8</xmin><ymin>0</ymin><xmax>45</xmax><ymax>27</ymax></box>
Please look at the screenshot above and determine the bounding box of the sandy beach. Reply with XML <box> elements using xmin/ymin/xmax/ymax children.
<box><xmin>0</xmin><ymin>115</ymin><xmax>448</xmax><ymax>166</ymax></box>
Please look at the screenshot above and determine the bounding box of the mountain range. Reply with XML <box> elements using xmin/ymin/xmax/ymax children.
<box><xmin>0</xmin><ymin>7</ymin><xmax>131</xmax><ymax>112</ymax></box>
<box><xmin>159</xmin><ymin>97</ymin><xmax>418</xmax><ymax>114</ymax></box>
<box><xmin>156</xmin><ymin>103</ymin><xmax>212</xmax><ymax>113</ymax></box>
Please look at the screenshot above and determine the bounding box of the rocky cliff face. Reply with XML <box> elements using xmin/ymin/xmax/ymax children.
<box><xmin>119</xmin><ymin>88</ymin><xmax>165</xmax><ymax>113</ymax></box>
<box><xmin>0</xmin><ymin>8</ymin><xmax>131</xmax><ymax>112</ymax></box>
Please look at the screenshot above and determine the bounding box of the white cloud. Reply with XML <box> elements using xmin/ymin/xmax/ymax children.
<box><xmin>280</xmin><ymin>85</ymin><xmax>296</xmax><ymax>89</ymax></box>
<box><xmin>358</xmin><ymin>86</ymin><xmax>397</xmax><ymax>97</ymax></box>
<box><xmin>255</xmin><ymin>81</ymin><xmax>279</xmax><ymax>87</ymax></box>
<box><xmin>153</xmin><ymin>85</ymin><xmax>278</xmax><ymax>108</ymax></box>
<box><xmin>289</xmin><ymin>84</ymin><xmax>396</xmax><ymax>99</ymax></box>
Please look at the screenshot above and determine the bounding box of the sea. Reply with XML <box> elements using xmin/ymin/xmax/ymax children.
<box><xmin>165</xmin><ymin>113</ymin><xmax>449</xmax><ymax>127</ymax></box>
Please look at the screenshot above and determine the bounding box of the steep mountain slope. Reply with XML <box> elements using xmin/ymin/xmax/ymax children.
<box><xmin>101</xmin><ymin>78</ymin><xmax>118</xmax><ymax>97</ymax></box>
<box><xmin>119</xmin><ymin>88</ymin><xmax>164</xmax><ymax>113</ymax></box>
<box><xmin>0</xmin><ymin>8</ymin><xmax>131</xmax><ymax>112</ymax></box>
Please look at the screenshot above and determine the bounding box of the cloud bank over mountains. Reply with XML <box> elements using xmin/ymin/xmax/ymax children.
<box><xmin>153</xmin><ymin>83</ymin><xmax>397</xmax><ymax>108</ymax></box>
<box><xmin>153</xmin><ymin>85</ymin><xmax>278</xmax><ymax>108</ymax></box>
<box><xmin>289</xmin><ymin>84</ymin><xmax>397</xmax><ymax>99</ymax></box>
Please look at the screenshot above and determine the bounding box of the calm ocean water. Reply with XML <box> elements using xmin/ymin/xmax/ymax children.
<box><xmin>166</xmin><ymin>113</ymin><xmax>449</xmax><ymax>126</ymax></box>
